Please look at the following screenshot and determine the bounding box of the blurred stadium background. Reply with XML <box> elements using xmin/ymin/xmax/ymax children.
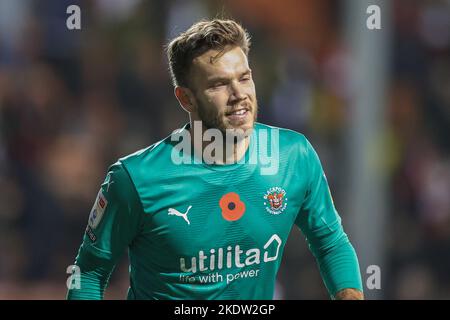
<box><xmin>0</xmin><ymin>0</ymin><xmax>449</xmax><ymax>299</ymax></box>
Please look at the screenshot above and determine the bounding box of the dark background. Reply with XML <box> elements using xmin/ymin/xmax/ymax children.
<box><xmin>0</xmin><ymin>0</ymin><xmax>449</xmax><ymax>299</ymax></box>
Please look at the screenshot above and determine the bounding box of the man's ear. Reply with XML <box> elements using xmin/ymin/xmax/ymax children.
<box><xmin>174</xmin><ymin>86</ymin><xmax>196</xmax><ymax>113</ymax></box>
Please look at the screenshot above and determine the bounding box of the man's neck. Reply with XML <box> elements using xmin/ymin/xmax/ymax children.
<box><xmin>189</xmin><ymin>120</ymin><xmax>251</xmax><ymax>165</ymax></box>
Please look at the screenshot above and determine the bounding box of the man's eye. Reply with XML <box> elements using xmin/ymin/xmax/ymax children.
<box><xmin>240</xmin><ymin>76</ymin><xmax>251</xmax><ymax>82</ymax></box>
<box><xmin>211</xmin><ymin>82</ymin><xmax>225</xmax><ymax>88</ymax></box>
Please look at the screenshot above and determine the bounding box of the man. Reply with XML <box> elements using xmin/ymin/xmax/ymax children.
<box><xmin>67</xmin><ymin>19</ymin><xmax>363</xmax><ymax>300</ymax></box>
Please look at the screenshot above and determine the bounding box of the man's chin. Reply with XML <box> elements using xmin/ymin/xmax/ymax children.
<box><xmin>199</xmin><ymin>117</ymin><xmax>255</xmax><ymax>138</ymax></box>
<box><xmin>224</xmin><ymin>121</ymin><xmax>254</xmax><ymax>139</ymax></box>
<box><xmin>227</xmin><ymin>118</ymin><xmax>252</xmax><ymax>128</ymax></box>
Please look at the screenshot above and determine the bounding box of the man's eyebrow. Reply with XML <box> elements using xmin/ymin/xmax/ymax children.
<box><xmin>207</xmin><ymin>70</ymin><xmax>252</xmax><ymax>83</ymax></box>
<box><xmin>207</xmin><ymin>76</ymin><xmax>230</xmax><ymax>83</ymax></box>
<box><xmin>238</xmin><ymin>69</ymin><xmax>252</xmax><ymax>77</ymax></box>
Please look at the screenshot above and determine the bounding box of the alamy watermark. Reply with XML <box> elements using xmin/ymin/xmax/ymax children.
<box><xmin>366</xmin><ymin>5</ymin><xmax>381</xmax><ymax>30</ymax></box>
<box><xmin>170</xmin><ymin>121</ymin><xmax>280</xmax><ymax>176</ymax></box>
<box><xmin>66</xmin><ymin>265</ymin><xmax>81</xmax><ymax>290</ymax></box>
<box><xmin>366</xmin><ymin>265</ymin><xmax>381</xmax><ymax>290</ymax></box>
<box><xmin>66</xmin><ymin>5</ymin><xmax>81</xmax><ymax>30</ymax></box>
<box><xmin>65</xmin><ymin>4</ymin><xmax>380</xmax><ymax>31</ymax></box>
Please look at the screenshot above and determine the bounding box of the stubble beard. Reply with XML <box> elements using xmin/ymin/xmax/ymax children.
<box><xmin>196</xmin><ymin>98</ymin><xmax>258</xmax><ymax>140</ymax></box>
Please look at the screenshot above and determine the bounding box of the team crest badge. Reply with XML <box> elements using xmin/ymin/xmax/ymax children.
<box><xmin>264</xmin><ymin>187</ymin><xmax>287</xmax><ymax>215</ymax></box>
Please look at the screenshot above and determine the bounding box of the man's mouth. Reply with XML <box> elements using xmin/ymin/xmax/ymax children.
<box><xmin>225</xmin><ymin>107</ymin><xmax>250</xmax><ymax>118</ymax></box>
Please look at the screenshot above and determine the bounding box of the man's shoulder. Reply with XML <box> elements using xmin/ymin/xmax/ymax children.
<box><xmin>117</xmin><ymin>127</ymin><xmax>184</xmax><ymax>170</ymax></box>
<box><xmin>255</xmin><ymin>122</ymin><xmax>310</xmax><ymax>152</ymax></box>
<box><xmin>119</xmin><ymin>140</ymin><xmax>166</xmax><ymax>166</ymax></box>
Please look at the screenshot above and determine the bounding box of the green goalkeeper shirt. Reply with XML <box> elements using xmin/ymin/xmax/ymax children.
<box><xmin>66</xmin><ymin>123</ymin><xmax>363</xmax><ymax>300</ymax></box>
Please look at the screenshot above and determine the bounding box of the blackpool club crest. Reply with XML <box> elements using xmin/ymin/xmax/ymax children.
<box><xmin>263</xmin><ymin>187</ymin><xmax>287</xmax><ymax>215</ymax></box>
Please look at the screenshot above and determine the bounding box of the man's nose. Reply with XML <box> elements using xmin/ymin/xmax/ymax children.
<box><xmin>229</xmin><ymin>81</ymin><xmax>246</xmax><ymax>101</ymax></box>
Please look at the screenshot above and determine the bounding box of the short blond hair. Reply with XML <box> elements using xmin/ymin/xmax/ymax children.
<box><xmin>166</xmin><ymin>19</ymin><xmax>251</xmax><ymax>87</ymax></box>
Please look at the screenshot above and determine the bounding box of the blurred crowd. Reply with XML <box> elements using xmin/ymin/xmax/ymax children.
<box><xmin>0</xmin><ymin>0</ymin><xmax>449</xmax><ymax>299</ymax></box>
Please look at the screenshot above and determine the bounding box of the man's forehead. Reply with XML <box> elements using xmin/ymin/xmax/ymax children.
<box><xmin>192</xmin><ymin>46</ymin><xmax>249</xmax><ymax>75</ymax></box>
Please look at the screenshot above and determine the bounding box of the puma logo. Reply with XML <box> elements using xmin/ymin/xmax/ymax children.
<box><xmin>168</xmin><ymin>205</ymin><xmax>192</xmax><ymax>225</ymax></box>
